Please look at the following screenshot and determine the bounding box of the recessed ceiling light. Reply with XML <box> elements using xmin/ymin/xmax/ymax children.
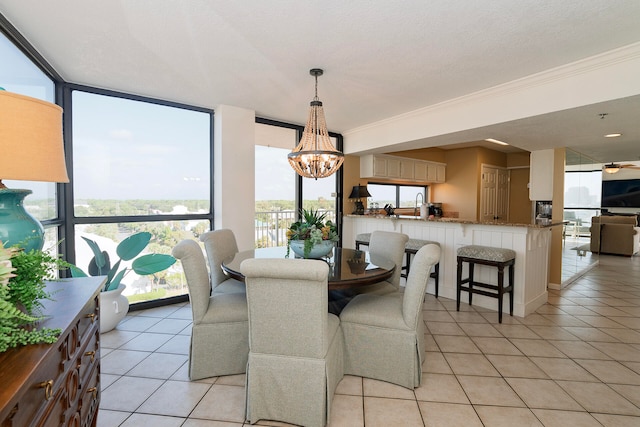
<box><xmin>485</xmin><ymin>138</ymin><xmax>509</xmax><ymax>146</ymax></box>
<box><xmin>604</xmin><ymin>133</ymin><xmax>622</xmax><ymax>138</ymax></box>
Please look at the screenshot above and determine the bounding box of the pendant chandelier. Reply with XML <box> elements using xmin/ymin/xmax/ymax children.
<box><xmin>288</xmin><ymin>68</ymin><xmax>344</xmax><ymax>179</ymax></box>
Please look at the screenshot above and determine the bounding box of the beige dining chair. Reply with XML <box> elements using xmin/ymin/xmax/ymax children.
<box><xmin>172</xmin><ymin>239</ymin><xmax>249</xmax><ymax>380</ymax></box>
<box><xmin>240</xmin><ymin>258</ymin><xmax>344</xmax><ymax>427</ymax></box>
<box><xmin>200</xmin><ymin>229</ymin><xmax>246</xmax><ymax>295</ymax></box>
<box><xmin>367</xmin><ymin>230</ymin><xmax>409</xmax><ymax>294</ymax></box>
<box><xmin>340</xmin><ymin>243</ymin><xmax>441</xmax><ymax>389</ymax></box>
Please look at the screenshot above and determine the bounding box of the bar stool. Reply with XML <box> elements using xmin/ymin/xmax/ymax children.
<box><xmin>456</xmin><ymin>245</ymin><xmax>515</xmax><ymax>323</ymax></box>
<box><xmin>356</xmin><ymin>233</ymin><xmax>440</xmax><ymax>297</ymax></box>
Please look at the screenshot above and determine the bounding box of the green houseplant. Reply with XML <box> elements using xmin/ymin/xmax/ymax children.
<box><xmin>0</xmin><ymin>243</ymin><xmax>64</xmax><ymax>352</ymax></box>
<box><xmin>70</xmin><ymin>231</ymin><xmax>176</xmax><ymax>332</ymax></box>
<box><xmin>286</xmin><ymin>208</ymin><xmax>339</xmax><ymax>258</ymax></box>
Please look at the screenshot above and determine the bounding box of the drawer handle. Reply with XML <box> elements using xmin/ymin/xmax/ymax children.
<box><xmin>87</xmin><ymin>387</ymin><xmax>97</xmax><ymax>399</ymax></box>
<box><xmin>85</xmin><ymin>350</ymin><xmax>96</xmax><ymax>362</ymax></box>
<box><xmin>39</xmin><ymin>380</ymin><xmax>54</xmax><ymax>401</ymax></box>
<box><xmin>85</xmin><ymin>313</ymin><xmax>96</xmax><ymax>323</ymax></box>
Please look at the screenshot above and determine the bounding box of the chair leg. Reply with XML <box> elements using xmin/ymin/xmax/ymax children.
<box><xmin>497</xmin><ymin>265</ymin><xmax>504</xmax><ymax>323</ymax></box>
<box><xmin>509</xmin><ymin>263</ymin><xmax>514</xmax><ymax>316</ymax></box>
<box><xmin>434</xmin><ymin>262</ymin><xmax>440</xmax><ymax>298</ymax></box>
<box><xmin>468</xmin><ymin>262</ymin><xmax>474</xmax><ymax>306</ymax></box>
<box><xmin>456</xmin><ymin>258</ymin><xmax>463</xmax><ymax>311</ymax></box>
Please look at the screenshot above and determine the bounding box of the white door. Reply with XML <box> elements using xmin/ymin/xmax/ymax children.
<box><xmin>481</xmin><ymin>165</ymin><xmax>510</xmax><ymax>222</ymax></box>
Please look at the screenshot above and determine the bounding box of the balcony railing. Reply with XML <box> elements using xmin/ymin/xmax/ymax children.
<box><xmin>254</xmin><ymin>209</ymin><xmax>335</xmax><ymax>248</ymax></box>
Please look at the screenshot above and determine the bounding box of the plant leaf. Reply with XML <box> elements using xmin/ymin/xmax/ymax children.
<box><xmin>106</xmin><ymin>259</ymin><xmax>122</xmax><ymax>285</ymax></box>
<box><xmin>82</xmin><ymin>237</ymin><xmax>106</xmax><ymax>269</ymax></box>
<box><xmin>116</xmin><ymin>232</ymin><xmax>151</xmax><ymax>261</ymax></box>
<box><xmin>88</xmin><ymin>251</ymin><xmax>110</xmax><ymax>276</ymax></box>
<box><xmin>106</xmin><ymin>269</ymin><xmax>127</xmax><ymax>291</ymax></box>
<box><xmin>132</xmin><ymin>254</ymin><xmax>176</xmax><ymax>275</ymax></box>
<box><xmin>69</xmin><ymin>265</ymin><xmax>88</xmax><ymax>277</ymax></box>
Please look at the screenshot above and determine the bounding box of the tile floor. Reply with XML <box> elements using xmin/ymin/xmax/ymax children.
<box><xmin>98</xmin><ymin>253</ymin><xmax>640</xmax><ymax>427</ymax></box>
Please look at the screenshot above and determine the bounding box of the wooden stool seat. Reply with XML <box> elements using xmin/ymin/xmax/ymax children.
<box><xmin>456</xmin><ymin>245</ymin><xmax>515</xmax><ymax>323</ymax></box>
<box><xmin>356</xmin><ymin>233</ymin><xmax>440</xmax><ymax>297</ymax></box>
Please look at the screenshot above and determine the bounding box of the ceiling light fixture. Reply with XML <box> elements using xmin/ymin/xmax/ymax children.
<box><xmin>288</xmin><ymin>69</ymin><xmax>344</xmax><ymax>180</ymax></box>
<box><xmin>603</xmin><ymin>163</ymin><xmax>621</xmax><ymax>174</ymax></box>
<box><xmin>485</xmin><ymin>138</ymin><xmax>509</xmax><ymax>146</ymax></box>
<box><xmin>604</xmin><ymin>133</ymin><xmax>622</xmax><ymax>138</ymax></box>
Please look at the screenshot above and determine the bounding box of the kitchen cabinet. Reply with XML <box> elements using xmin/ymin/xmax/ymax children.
<box><xmin>361</xmin><ymin>154</ymin><xmax>446</xmax><ymax>183</ymax></box>
<box><xmin>529</xmin><ymin>149</ymin><xmax>554</xmax><ymax>200</ymax></box>
<box><xmin>0</xmin><ymin>277</ymin><xmax>104</xmax><ymax>427</ymax></box>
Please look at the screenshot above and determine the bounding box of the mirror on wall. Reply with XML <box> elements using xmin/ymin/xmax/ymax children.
<box><xmin>562</xmin><ymin>149</ymin><xmax>601</xmax><ymax>284</ymax></box>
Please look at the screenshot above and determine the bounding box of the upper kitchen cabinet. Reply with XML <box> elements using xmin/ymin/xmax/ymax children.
<box><xmin>360</xmin><ymin>154</ymin><xmax>445</xmax><ymax>183</ymax></box>
<box><xmin>529</xmin><ymin>149</ymin><xmax>554</xmax><ymax>200</ymax></box>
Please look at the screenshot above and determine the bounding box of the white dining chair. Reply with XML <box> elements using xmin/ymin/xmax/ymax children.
<box><xmin>340</xmin><ymin>244</ymin><xmax>441</xmax><ymax>388</ymax></box>
<box><xmin>172</xmin><ymin>239</ymin><xmax>248</xmax><ymax>380</ymax></box>
<box><xmin>241</xmin><ymin>258</ymin><xmax>344</xmax><ymax>427</ymax></box>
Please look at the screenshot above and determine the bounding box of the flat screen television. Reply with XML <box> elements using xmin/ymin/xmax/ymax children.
<box><xmin>601</xmin><ymin>178</ymin><xmax>640</xmax><ymax>208</ymax></box>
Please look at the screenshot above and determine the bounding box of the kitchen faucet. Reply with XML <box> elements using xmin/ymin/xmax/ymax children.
<box><xmin>414</xmin><ymin>192</ymin><xmax>424</xmax><ymax>216</ymax></box>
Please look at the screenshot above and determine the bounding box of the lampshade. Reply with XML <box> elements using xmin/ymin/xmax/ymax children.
<box><xmin>0</xmin><ymin>89</ymin><xmax>67</xmax><ymax>251</ymax></box>
<box><xmin>288</xmin><ymin>69</ymin><xmax>344</xmax><ymax>179</ymax></box>
<box><xmin>348</xmin><ymin>185</ymin><xmax>372</xmax><ymax>199</ymax></box>
<box><xmin>603</xmin><ymin>163</ymin><xmax>620</xmax><ymax>174</ymax></box>
<box><xmin>0</xmin><ymin>90</ymin><xmax>68</xmax><ymax>183</ymax></box>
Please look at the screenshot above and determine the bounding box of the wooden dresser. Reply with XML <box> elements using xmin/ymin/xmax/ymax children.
<box><xmin>0</xmin><ymin>277</ymin><xmax>104</xmax><ymax>427</ymax></box>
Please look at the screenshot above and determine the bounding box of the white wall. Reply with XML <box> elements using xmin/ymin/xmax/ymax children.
<box><xmin>214</xmin><ymin>104</ymin><xmax>256</xmax><ymax>251</ymax></box>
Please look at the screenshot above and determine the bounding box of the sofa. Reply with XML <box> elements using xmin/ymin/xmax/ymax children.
<box><xmin>590</xmin><ymin>215</ymin><xmax>640</xmax><ymax>256</ymax></box>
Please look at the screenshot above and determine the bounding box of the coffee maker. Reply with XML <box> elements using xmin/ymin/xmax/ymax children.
<box><xmin>428</xmin><ymin>203</ymin><xmax>443</xmax><ymax>218</ymax></box>
<box><xmin>535</xmin><ymin>201</ymin><xmax>552</xmax><ymax>225</ymax></box>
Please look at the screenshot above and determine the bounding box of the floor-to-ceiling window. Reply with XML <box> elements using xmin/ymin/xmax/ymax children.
<box><xmin>69</xmin><ymin>88</ymin><xmax>213</xmax><ymax>306</ymax></box>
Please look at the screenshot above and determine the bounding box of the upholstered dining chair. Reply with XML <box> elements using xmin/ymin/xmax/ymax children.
<box><xmin>240</xmin><ymin>258</ymin><xmax>344</xmax><ymax>427</ymax></box>
<box><xmin>340</xmin><ymin>243</ymin><xmax>441</xmax><ymax>389</ymax></box>
<box><xmin>367</xmin><ymin>230</ymin><xmax>409</xmax><ymax>294</ymax></box>
<box><xmin>172</xmin><ymin>239</ymin><xmax>249</xmax><ymax>380</ymax></box>
<box><xmin>200</xmin><ymin>229</ymin><xmax>246</xmax><ymax>295</ymax></box>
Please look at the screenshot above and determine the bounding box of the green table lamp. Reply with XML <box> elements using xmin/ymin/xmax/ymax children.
<box><xmin>0</xmin><ymin>89</ymin><xmax>68</xmax><ymax>252</ymax></box>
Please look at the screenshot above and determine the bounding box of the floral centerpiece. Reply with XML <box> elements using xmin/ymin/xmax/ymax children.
<box><xmin>286</xmin><ymin>208</ymin><xmax>339</xmax><ymax>258</ymax></box>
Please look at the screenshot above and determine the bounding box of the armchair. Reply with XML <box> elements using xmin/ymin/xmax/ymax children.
<box><xmin>590</xmin><ymin>215</ymin><xmax>640</xmax><ymax>256</ymax></box>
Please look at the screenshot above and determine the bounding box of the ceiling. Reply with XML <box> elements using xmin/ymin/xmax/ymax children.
<box><xmin>1</xmin><ymin>0</ymin><xmax>639</xmax><ymax>163</ymax></box>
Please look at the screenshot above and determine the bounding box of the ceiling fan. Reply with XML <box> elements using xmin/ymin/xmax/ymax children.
<box><xmin>603</xmin><ymin>162</ymin><xmax>640</xmax><ymax>174</ymax></box>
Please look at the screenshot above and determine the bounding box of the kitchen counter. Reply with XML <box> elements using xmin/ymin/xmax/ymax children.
<box><xmin>342</xmin><ymin>215</ymin><xmax>552</xmax><ymax>317</ymax></box>
<box><xmin>345</xmin><ymin>214</ymin><xmax>565</xmax><ymax>228</ymax></box>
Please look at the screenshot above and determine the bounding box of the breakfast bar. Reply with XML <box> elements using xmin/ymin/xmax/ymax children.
<box><xmin>342</xmin><ymin>215</ymin><xmax>557</xmax><ymax>317</ymax></box>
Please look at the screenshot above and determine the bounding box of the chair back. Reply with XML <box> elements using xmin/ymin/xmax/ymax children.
<box><xmin>172</xmin><ymin>239</ymin><xmax>210</xmax><ymax>323</ymax></box>
<box><xmin>369</xmin><ymin>231</ymin><xmax>409</xmax><ymax>289</ymax></box>
<box><xmin>241</xmin><ymin>258</ymin><xmax>330</xmax><ymax>359</ymax></box>
<box><xmin>403</xmin><ymin>244</ymin><xmax>441</xmax><ymax>326</ymax></box>
<box><xmin>200</xmin><ymin>229</ymin><xmax>239</xmax><ymax>290</ymax></box>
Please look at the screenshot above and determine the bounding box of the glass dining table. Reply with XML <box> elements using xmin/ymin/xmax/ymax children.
<box><xmin>221</xmin><ymin>246</ymin><xmax>395</xmax><ymax>291</ymax></box>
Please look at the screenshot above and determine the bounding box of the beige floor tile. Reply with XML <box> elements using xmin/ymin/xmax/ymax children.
<box><xmin>557</xmin><ymin>380</ymin><xmax>640</xmax><ymax>415</ymax></box>
<box><xmin>599</xmin><ymin>327</ymin><xmax>640</xmax><ymax>343</ymax></box>
<box><xmin>531</xmin><ymin>409</ymin><xmax>602</xmax><ymax>427</ymax></box>
<box><xmin>423</xmin><ymin>310</ymin><xmax>456</xmax><ymax>322</ymax></box>
<box><xmin>486</xmin><ymin>354</ymin><xmax>549</xmax><ymax>379</ymax></box>
<box><xmin>423</xmin><ymin>351</ymin><xmax>453</xmax><ymax>374</ymax></box>
<box><xmin>475</xmin><ymin>406</ymin><xmax>543</xmax><ymax>427</ymax></box>
<box><xmin>510</xmin><ymin>338</ymin><xmax>567</xmax><ymax>358</ymax></box>
<box><xmin>414</xmin><ymin>373</ymin><xmax>469</xmax><ymax>404</ymax></box>
<box><xmin>448</xmin><ymin>311</ymin><xmax>490</xmax><ymax>323</ymax></box>
<box><xmin>335</xmin><ymin>375</ymin><xmax>363</xmax><ymax>396</ymax></box>
<box><xmin>529</xmin><ymin>357</ymin><xmax>598</xmax><ymax>382</ymax></box>
<box><xmin>541</xmin><ymin>314</ymin><xmax>591</xmax><ymax>327</ymax></box>
<box><xmin>137</xmin><ymin>380</ymin><xmax>211</xmax><ymax>417</ymax></box>
<box><xmin>418</xmin><ymin>402</ymin><xmax>483</xmax><ymax>427</ymax></box>
<box><xmin>99</xmin><ymin>376</ymin><xmax>164</xmax><ymax>412</ymax></box>
<box><xmin>424</xmin><ymin>334</ymin><xmax>439</xmax><ymax>351</ymax></box>
<box><xmin>126</xmin><ymin>352</ymin><xmax>188</xmax><ymax>379</ymax></box>
<box><xmin>588</xmin><ymin>341</ymin><xmax>640</xmax><ymax>362</ymax></box>
<box><xmin>457</xmin><ymin>322</ymin><xmax>502</xmax><ymax>337</ymax></box>
<box><xmin>505</xmin><ymin>378</ymin><xmax>582</xmax><ymax>411</ymax></box>
<box><xmin>363</xmin><ymin>378</ymin><xmax>415</xmax><ymax>399</ymax></box>
<box><xmin>363</xmin><ymin>397</ymin><xmax>423</xmax><ymax>427</ymax></box>
<box><xmin>427</xmin><ymin>321</ymin><xmax>466</xmax><ymax>335</ymax></box>
<box><xmin>561</xmin><ymin>326</ymin><xmax>620</xmax><ymax>342</ymax></box>
<box><xmin>120</xmin><ymin>413</ymin><xmax>185</xmax><ymax>427</ymax></box>
<box><xmin>592</xmin><ymin>413</ymin><xmax>640</xmax><ymax>427</ymax></box>
<box><xmin>609</xmin><ymin>384</ymin><xmax>640</xmax><ymax>407</ymax></box>
<box><xmin>191</xmin><ymin>384</ymin><xmax>246</xmax><ymax>422</ymax></box>
<box><xmin>575</xmin><ymin>359</ymin><xmax>640</xmax><ymax>385</ymax></box>
<box><xmin>575</xmin><ymin>315</ymin><xmax>629</xmax><ymax>328</ymax></box>
<box><xmin>493</xmin><ymin>324</ymin><xmax>540</xmax><ymax>339</ymax></box>
<box><xmin>182</xmin><ymin>420</ymin><xmax>244</xmax><ymax>426</ymax></box>
<box><xmin>96</xmin><ymin>409</ymin><xmax>130</xmax><ymax>427</ymax></box>
<box><xmin>216</xmin><ymin>374</ymin><xmax>246</xmax><ymax>386</ymax></box>
<box><xmin>100</xmin><ymin>330</ymin><xmax>140</xmax><ymax>349</ymax></box>
<box><xmin>119</xmin><ymin>332</ymin><xmax>174</xmax><ymax>352</ymax></box>
<box><xmin>549</xmin><ymin>340</ymin><xmax>611</xmax><ymax>360</ymax></box>
<box><xmin>156</xmin><ymin>334</ymin><xmax>191</xmax><ymax>354</ymax></box>
<box><xmin>444</xmin><ymin>353</ymin><xmax>500</xmax><ymax>376</ymax></box>
<box><xmin>146</xmin><ymin>318</ymin><xmax>192</xmax><ymax>334</ymax></box>
<box><xmin>117</xmin><ymin>315</ymin><xmax>162</xmax><ymax>332</ymax></box>
<box><xmin>457</xmin><ymin>375</ymin><xmax>524</xmax><ymax>407</ymax></box>
<box><xmin>433</xmin><ymin>335</ymin><xmax>481</xmax><ymax>353</ymax></box>
<box><xmin>470</xmin><ymin>337</ymin><xmax>522</xmax><ymax>355</ymax></box>
<box><xmin>526</xmin><ymin>325</ymin><xmax>580</xmax><ymax>341</ymax></box>
<box><xmin>328</xmin><ymin>394</ymin><xmax>364</xmax><ymax>427</ymax></box>
<box><xmin>101</xmin><ymin>349</ymin><xmax>151</xmax><ymax>375</ymax></box>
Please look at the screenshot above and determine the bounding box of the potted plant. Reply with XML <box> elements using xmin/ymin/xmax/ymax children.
<box><xmin>0</xmin><ymin>242</ymin><xmax>65</xmax><ymax>352</ymax></box>
<box><xmin>70</xmin><ymin>231</ymin><xmax>176</xmax><ymax>332</ymax></box>
<box><xmin>286</xmin><ymin>208</ymin><xmax>339</xmax><ymax>258</ymax></box>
